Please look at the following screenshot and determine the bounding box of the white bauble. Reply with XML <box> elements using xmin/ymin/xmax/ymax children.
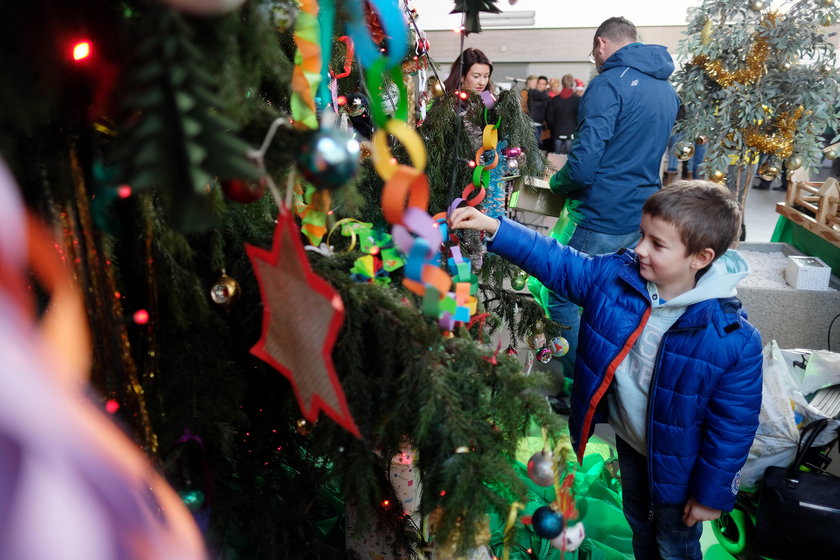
<box><xmin>550</xmin><ymin>521</ymin><xmax>585</xmax><ymax>552</ymax></box>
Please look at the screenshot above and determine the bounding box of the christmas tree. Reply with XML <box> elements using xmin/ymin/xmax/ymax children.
<box><xmin>0</xmin><ymin>1</ymin><xmax>579</xmax><ymax>558</ymax></box>
<box><xmin>671</xmin><ymin>0</ymin><xmax>840</xmax><ymax>208</ymax></box>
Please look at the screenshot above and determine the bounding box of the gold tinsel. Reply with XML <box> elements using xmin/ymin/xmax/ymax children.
<box><xmin>742</xmin><ymin>106</ymin><xmax>806</xmax><ymax>159</ymax></box>
<box><xmin>692</xmin><ymin>13</ymin><xmax>779</xmax><ymax>88</ymax></box>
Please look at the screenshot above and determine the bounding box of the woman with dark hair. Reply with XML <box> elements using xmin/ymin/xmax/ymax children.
<box><xmin>442</xmin><ymin>47</ymin><xmax>494</xmax><ymax>95</ymax></box>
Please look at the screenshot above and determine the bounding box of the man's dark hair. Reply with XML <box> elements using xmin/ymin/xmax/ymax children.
<box><xmin>537</xmin><ymin>75</ymin><xmax>548</xmax><ymax>82</ymax></box>
<box><xmin>594</xmin><ymin>16</ymin><xmax>637</xmax><ymax>45</ymax></box>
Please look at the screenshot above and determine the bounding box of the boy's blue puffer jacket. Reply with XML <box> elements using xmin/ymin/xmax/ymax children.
<box><xmin>489</xmin><ymin>218</ymin><xmax>763</xmax><ymax>512</ymax></box>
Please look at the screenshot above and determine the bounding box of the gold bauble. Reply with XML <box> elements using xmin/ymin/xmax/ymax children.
<box><xmin>750</xmin><ymin>0</ymin><xmax>764</xmax><ymax>11</ymax></box>
<box><xmin>210</xmin><ymin>273</ymin><xmax>240</xmax><ymax>308</ymax></box>
<box><xmin>296</xmin><ymin>418</ymin><xmax>314</xmax><ymax>435</ymax></box>
<box><xmin>695</xmin><ymin>135</ymin><xmax>708</xmax><ymax>146</ymax></box>
<box><xmin>780</xmin><ymin>61</ymin><xmax>793</xmax><ymax>72</ymax></box>
<box><xmin>758</xmin><ymin>162</ymin><xmax>780</xmax><ymax>181</ymax></box>
<box><xmin>825</xmin><ymin>149</ymin><xmax>839</xmax><ymax>160</ymax></box>
<box><xmin>430</xmin><ymin>80</ymin><xmax>445</xmax><ymax>98</ymax></box>
<box><xmin>785</xmin><ymin>155</ymin><xmax>803</xmax><ymax>170</ymax></box>
<box><xmin>819</xmin><ymin>63</ymin><xmax>834</xmax><ymax>75</ymax></box>
<box><xmin>822</xmin><ymin>14</ymin><xmax>833</xmax><ymax>26</ymax></box>
<box><xmin>823</xmin><ymin>0</ymin><xmax>834</xmax><ymax>6</ymax></box>
<box><xmin>709</xmin><ymin>170</ymin><xmax>727</xmax><ymax>183</ymax></box>
<box><xmin>673</xmin><ymin>140</ymin><xmax>695</xmax><ymax>161</ymax></box>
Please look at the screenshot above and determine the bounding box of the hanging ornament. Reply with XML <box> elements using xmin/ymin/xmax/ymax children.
<box><xmin>550</xmin><ymin>521</ymin><xmax>586</xmax><ymax>552</ymax></box>
<box><xmin>701</xmin><ymin>19</ymin><xmax>714</xmax><ymax>45</ymax></box>
<box><xmin>506</xmin><ymin>157</ymin><xmax>519</xmax><ymax>172</ymax></box>
<box><xmin>296</xmin><ymin>128</ymin><xmax>361</xmax><ymax>191</ymax></box>
<box><xmin>430</xmin><ymin>79</ymin><xmax>445</xmax><ymax>98</ymax></box>
<box><xmin>246</xmin><ymin>209</ymin><xmax>361</xmax><ymax>438</ymax></box>
<box><xmin>528</xmin><ymin>332</ymin><xmax>546</xmax><ymax>350</ymax></box>
<box><xmin>695</xmin><ymin>135</ymin><xmax>708</xmax><ymax>146</ymax></box>
<box><xmin>506</xmin><ymin>146</ymin><xmax>522</xmax><ymax>158</ymax></box>
<box><xmin>159</xmin><ymin>0</ymin><xmax>245</xmax><ymax>15</ymax></box>
<box><xmin>537</xmin><ymin>348</ymin><xmax>553</xmax><ymax>363</ymax></box>
<box><xmin>511</xmin><ymin>271</ymin><xmax>528</xmax><ymax>291</ymax></box>
<box><xmin>210</xmin><ymin>273</ymin><xmax>240</xmax><ymax>308</ymax></box>
<box><xmin>818</xmin><ymin>62</ymin><xmax>834</xmax><ymax>75</ymax></box>
<box><xmin>672</xmin><ymin>140</ymin><xmax>695</xmax><ymax>162</ymax></box>
<box><xmin>549</xmin><ymin>336</ymin><xmax>569</xmax><ymax>357</ymax></box>
<box><xmin>532</xmin><ymin>505</ymin><xmax>564</xmax><ymax>539</ymax></box>
<box><xmin>527</xmin><ymin>450</ymin><xmax>556</xmax><ymax>487</ymax></box>
<box><xmin>344</xmin><ymin>95</ymin><xmax>367</xmax><ymax>117</ymax></box>
<box><xmin>505</xmin><ymin>346</ymin><xmax>518</xmax><ymax>358</ymax></box>
<box><xmin>786</xmin><ymin>155</ymin><xmax>803</xmax><ymax>170</ymax></box>
<box><xmin>221</xmin><ymin>176</ymin><xmax>267</xmax><ymax>204</ymax></box>
<box><xmin>822</xmin><ymin>14</ymin><xmax>833</xmax><ymax>26</ymax></box>
<box><xmin>779</xmin><ymin>60</ymin><xmax>793</xmax><ymax>72</ymax></box>
<box><xmin>749</xmin><ymin>0</ymin><xmax>764</xmax><ymax>11</ymax></box>
<box><xmin>757</xmin><ymin>162</ymin><xmax>780</xmax><ymax>181</ymax></box>
<box><xmin>295</xmin><ymin>418</ymin><xmax>314</xmax><ymax>435</ymax></box>
<box><xmin>825</xmin><ymin>148</ymin><xmax>839</xmax><ymax>160</ymax></box>
<box><xmin>709</xmin><ymin>170</ymin><xmax>726</xmax><ymax>183</ymax></box>
<box><xmin>823</xmin><ymin>0</ymin><xmax>835</xmax><ymax>5</ymax></box>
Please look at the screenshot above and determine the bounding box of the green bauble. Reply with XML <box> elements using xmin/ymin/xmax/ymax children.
<box><xmin>673</xmin><ymin>140</ymin><xmax>695</xmax><ymax>162</ymax></box>
<box><xmin>511</xmin><ymin>272</ymin><xmax>528</xmax><ymax>291</ymax></box>
<box><xmin>296</xmin><ymin>127</ymin><xmax>361</xmax><ymax>191</ymax></box>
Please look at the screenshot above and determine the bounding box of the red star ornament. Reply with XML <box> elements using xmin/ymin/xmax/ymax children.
<box><xmin>246</xmin><ymin>209</ymin><xmax>360</xmax><ymax>438</ymax></box>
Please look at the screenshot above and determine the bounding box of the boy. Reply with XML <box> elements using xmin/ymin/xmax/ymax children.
<box><xmin>450</xmin><ymin>181</ymin><xmax>763</xmax><ymax>560</ymax></box>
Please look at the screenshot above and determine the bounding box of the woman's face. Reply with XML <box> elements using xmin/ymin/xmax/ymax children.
<box><xmin>461</xmin><ymin>63</ymin><xmax>491</xmax><ymax>94</ymax></box>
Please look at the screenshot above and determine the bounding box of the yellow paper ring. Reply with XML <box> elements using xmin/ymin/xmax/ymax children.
<box><xmin>482</xmin><ymin>124</ymin><xmax>499</xmax><ymax>150</ymax></box>
<box><xmin>326</xmin><ymin>218</ymin><xmax>363</xmax><ymax>254</ymax></box>
<box><xmin>372</xmin><ymin>120</ymin><xmax>427</xmax><ymax>180</ymax></box>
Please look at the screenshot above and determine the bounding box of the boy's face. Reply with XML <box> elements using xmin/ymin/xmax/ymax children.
<box><xmin>635</xmin><ymin>214</ymin><xmax>711</xmax><ymax>300</ymax></box>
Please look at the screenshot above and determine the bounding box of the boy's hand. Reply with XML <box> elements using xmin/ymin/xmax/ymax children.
<box><xmin>448</xmin><ymin>206</ymin><xmax>500</xmax><ymax>234</ymax></box>
<box><xmin>682</xmin><ymin>497</ymin><xmax>720</xmax><ymax>527</ymax></box>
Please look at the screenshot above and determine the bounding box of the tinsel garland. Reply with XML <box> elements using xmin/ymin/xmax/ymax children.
<box><xmin>693</xmin><ymin>35</ymin><xmax>770</xmax><ymax>88</ymax></box>
<box><xmin>742</xmin><ymin>105</ymin><xmax>806</xmax><ymax>159</ymax></box>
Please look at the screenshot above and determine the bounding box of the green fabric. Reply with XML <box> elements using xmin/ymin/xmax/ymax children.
<box><xmin>549</xmin><ymin>165</ymin><xmax>583</xmax><ymax>193</ymax></box>
<box><xmin>770</xmin><ymin>216</ymin><xmax>840</xmax><ymax>277</ymax></box>
<box><xmin>526</xmin><ymin>208</ymin><xmax>577</xmax><ymax>312</ymax></box>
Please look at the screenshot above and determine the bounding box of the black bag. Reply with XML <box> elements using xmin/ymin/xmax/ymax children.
<box><xmin>754</xmin><ymin>418</ymin><xmax>840</xmax><ymax>559</ymax></box>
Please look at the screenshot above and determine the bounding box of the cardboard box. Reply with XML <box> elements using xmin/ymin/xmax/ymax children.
<box><xmin>509</xmin><ymin>176</ymin><xmax>566</xmax><ymax>216</ymax></box>
<box><xmin>785</xmin><ymin>255</ymin><xmax>833</xmax><ymax>291</ymax></box>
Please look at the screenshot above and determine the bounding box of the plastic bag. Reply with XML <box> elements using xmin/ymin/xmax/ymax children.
<box><xmin>740</xmin><ymin>341</ymin><xmax>840</xmax><ymax>488</ymax></box>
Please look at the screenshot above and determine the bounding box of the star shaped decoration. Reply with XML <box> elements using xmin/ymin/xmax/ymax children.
<box><xmin>246</xmin><ymin>209</ymin><xmax>360</xmax><ymax>438</ymax></box>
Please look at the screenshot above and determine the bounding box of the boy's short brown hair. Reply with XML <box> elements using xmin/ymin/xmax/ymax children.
<box><xmin>642</xmin><ymin>180</ymin><xmax>741</xmax><ymax>261</ymax></box>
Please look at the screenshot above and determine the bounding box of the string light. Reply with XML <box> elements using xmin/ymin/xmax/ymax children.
<box><xmin>133</xmin><ymin>309</ymin><xmax>149</xmax><ymax>325</ymax></box>
<box><xmin>117</xmin><ymin>185</ymin><xmax>132</xmax><ymax>198</ymax></box>
<box><xmin>105</xmin><ymin>399</ymin><xmax>120</xmax><ymax>414</ymax></box>
<box><xmin>72</xmin><ymin>40</ymin><xmax>92</xmax><ymax>62</ymax></box>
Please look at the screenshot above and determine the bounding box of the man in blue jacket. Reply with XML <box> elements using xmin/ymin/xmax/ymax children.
<box><xmin>450</xmin><ymin>181</ymin><xmax>763</xmax><ymax>560</ymax></box>
<box><xmin>544</xmin><ymin>17</ymin><xmax>680</xmax><ymax>391</ymax></box>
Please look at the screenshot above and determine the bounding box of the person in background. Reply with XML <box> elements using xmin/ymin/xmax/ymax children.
<box><xmin>520</xmin><ymin>74</ymin><xmax>537</xmax><ymax>113</ymax></box>
<box><xmin>548</xmin><ymin>77</ymin><xmax>562</xmax><ymax>98</ymax></box>
<box><xmin>527</xmin><ymin>75</ymin><xmax>550</xmax><ymax>147</ymax></box>
<box><xmin>442</xmin><ymin>48</ymin><xmax>494</xmax><ymax>96</ymax></box>
<box><xmin>450</xmin><ymin>181</ymin><xmax>762</xmax><ymax>560</ymax></box>
<box><xmin>574</xmin><ymin>78</ymin><xmax>586</xmax><ymax>96</ymax></box>
<box><xmin>545</xmin><ymin>74</ymin><xmax>580</xmax><ymax>155</ymax></box>
<box><xmin>543</xmin><ymin>16</ymin><xmax>680</xmax><ymax>397</ymax></box>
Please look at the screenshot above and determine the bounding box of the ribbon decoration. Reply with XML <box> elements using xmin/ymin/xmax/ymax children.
<box><xmin>290</xmin><ymin>0</ymin><xmax>323</xmax><ymax>129</ymax></box>
<box><xmin>292</xmin><ymin>182</ymin><xmax>329</xmax><ymax>245</ymax></box>
<box><xmin>330</xmin><ymin>36</ymin><xmax>354</xmax><ymax>79</ymax></box>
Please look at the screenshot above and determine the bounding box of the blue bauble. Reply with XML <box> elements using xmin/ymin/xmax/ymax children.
<box><xmin>532</xmin><ymin>505</ymin><xmax>564</xmax><ymax>539</ymax></box>
<box><xmin>296</xmin><ymin>127</ymin><xmax>361</xmax><ymax>191</ymax></box>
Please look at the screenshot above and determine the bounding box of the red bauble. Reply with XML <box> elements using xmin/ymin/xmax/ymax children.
<box><xmin>222</xmin><ymin>176</ymin><xmax>267</xmax><ymax>204</ymax></box>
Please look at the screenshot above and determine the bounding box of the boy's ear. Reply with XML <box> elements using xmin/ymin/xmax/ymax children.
<box><xmin>691</xmin><ymin>248</ymin><xmax>716</xmax><ymax>270</ymax></box>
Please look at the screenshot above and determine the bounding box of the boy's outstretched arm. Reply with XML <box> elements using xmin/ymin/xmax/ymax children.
<box><xmin>448</xmin><ymin>207</ymin><xmax>499</xmax><ymax>235</ymax></box>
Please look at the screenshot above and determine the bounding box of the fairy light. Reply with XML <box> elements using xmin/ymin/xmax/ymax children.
<box><xmin>117</xmin><ymin>185</ymin><xmax>132</xmax><ymax>198</ymax></box>
<box><xmin>133</xmin><ymin>309</ymin><xmax>149</xmax><ymax>325</ymax></box>
<box><xmin>72</xmin><ymin>40</ymin><xmax>92</xmax><ymax>61</ymax></box>
<box><xmin>381</xmin><ymin>499</ymin><xmax>390</xmax><ymax>507</ymax></box>
<box><xmin>105</xmin><ymin>399</ymin><xmax>120</xmax><ymax>414</ymax></box>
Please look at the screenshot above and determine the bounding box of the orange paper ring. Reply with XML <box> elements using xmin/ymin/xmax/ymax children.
<box><xmin>372</xmin><ymin>120</ymin><xmax>427</xmax><ymax>180</ymax></box>
<box><xmin>421</xmin><ymin>265</ymin><xmax>452</xmax><ymax>296</ymax></box>
<box><xmin>381</xmin><ymin>165</ymin><xmax>430</xmax><ymax>225</ymax></box>
<box><xmin>461</xmin><ymin>184</ymin><xmax>486</xmax><ymax>207</ymax></box>
<box><xmin>403</xmin><ymin>277</ymin><xmax>425</xmax><ymax>296</ymax></box>
<box><xmin>475</xmin><ymin>147</ymin><xmax>499</xmax><ymax>170</ymax></box>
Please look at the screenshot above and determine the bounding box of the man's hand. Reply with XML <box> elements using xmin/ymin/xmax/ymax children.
<box><xmin>682</xmin><ymin>497</ymin><xmax>720</xmax><ymax>527</ymax></box>
<box><xmin>448</xmin><ymin>207</ymin><xmax>499</xmax><ymax>234</ymax></box>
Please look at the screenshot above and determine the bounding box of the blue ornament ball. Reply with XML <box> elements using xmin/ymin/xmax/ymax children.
<box><xmin>532</xmin><ymin>505</ymin><xmax>564</xmax><ymax>539</ymax></box>
<box><xmin>296</xmin><ymin>127</ymin><xmax>361</xmax><ymax>191</ymax></box>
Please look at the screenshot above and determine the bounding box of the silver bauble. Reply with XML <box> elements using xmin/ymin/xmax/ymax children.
<box><xmin>673</xmin><ymin>140</ymin><xmax>695</xmax><ymax>162</ymax></box>
<box><xmin>527</xmin><ymin>451</ymin><xmax>556</xmax><ymax>487</ymax></box>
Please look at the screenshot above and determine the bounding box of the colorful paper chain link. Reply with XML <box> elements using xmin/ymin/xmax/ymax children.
<box><xmin>349</xmin><ymin>0</ymin><xmax>476</xmax><ymax>329</ymax></box>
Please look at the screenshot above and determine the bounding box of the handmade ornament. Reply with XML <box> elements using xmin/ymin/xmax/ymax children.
<box><xmin>549</xmin><ymin>336</ymin><xmax>569</xmax><ymax>357</ymax></box>
<box><xmin>537</xmin><ymin>348</ymin><xmax>553</xmax><ymax>364</ymax></box>
<box><xmin>550</xmin><ymin>521</ymin><xmax>586</xmax><ymax>552</ymax></box>
<box><xmin>527</xmin><ymin>451</ymin><xmax>555</xmax><ymax>487</ymax></box>
<box><xmin>246</xmin><ymin>209</ymin><xmax>360</xmax><ymax>437</ymax></box>
<box><xmin>221</xmin><ymin>176</ymin><xmax>267</xmax><ymax>204</ymax></box>
<box><xmin>160</xmin><ymin>0</ymin><xmax>245</xmax><ymax>15</ymax></box>
<box><xmin>296</xmin><ymin>127</ymin><xmax>361</xmax><ymax>191</ymax></box>
<box><xmin>528</xmin><ymin>332</ymin><xmax>546</xmax><ymax>350</ymax></box>
<box><xmin>786</xmin><ymin>155</ymin><xmax>803</xmax><ymax>170</ymax></box>
<box><xmin>210</xmin><ymin>273</ymin><xmax>240</xmax><ymax>308</ymax></box>
<box><xmin>672</xmin><ymin>140</ymin><xmax>694</xmax><ymax>161</ymax></box>
<box><xmin>450</xmin><ymin>0</ymin><xmax>502</xmax><ymax>35</ymax></box>
<box><xmin>532</xmin><ymin>505</ymin><xmax>564</xmax><ymax>539</ymax></box>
